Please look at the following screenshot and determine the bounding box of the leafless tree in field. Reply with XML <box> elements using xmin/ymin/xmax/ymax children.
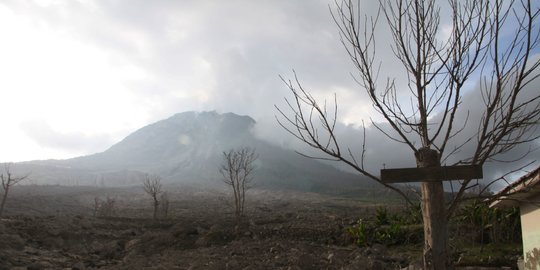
<box><xmin>93</xmin><ymin>197</ymin><xmax>100</xmax><ymax>217</ymax></box>
<box><xmin>94</xmin><ymin>196</ymin><xmax>117</xmax><ymax>218</ymax></box>
<box><xmin>160</xmin><ymin>192</ymin><xmax>170</xmax><ymax>219</ymax></box>
<box><xmin>219</xmin><ymin>147</ymin><xmax>258</xmax><ymax>222</ymax></box>
<box><xmin>0</xmin><ymin>163</ymin><xmax>29</xmax><ymax>218</ymax></box>
<box><xmin>142</xmin><ymin>173</ymin><xmax>163</xmax><ymax>220</ymax></box>
<box><xmin>277</xmin><ymin>0</ymin><xmax>540</xmax><ymax>268</ymax></box>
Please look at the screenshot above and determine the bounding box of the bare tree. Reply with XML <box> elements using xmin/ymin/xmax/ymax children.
<box><xmin>277</xmin><ymin>0</ymin><xmax>540</xmax><ymax>268</ymax></box>
<box><xmin>142</xmin><ymin>173</ymin><xmax>163</xmax><ymax>220</ymax></box>
<box><xmin>93</xmin><ymin>196</ymin><xmax>100</xmax><ymax>217</ymax></box>
<box><xmin>0</xmin><ymin>163</ymin><xmax>29</xmax><ymax>218</ymax></box>
<box><xmin>219</xmin><ymin>147</ymin><xmax>258</xmax><ymax>221</ymax></box>
<box><xmin>94</xmin><ymin>196</ymin><xmax>117</xmax><ymax>218</ymax></box>
<box><xmin>160</xmin><ymin>192</ymin><xmax>170</xmax><ymax>219</ymax></box>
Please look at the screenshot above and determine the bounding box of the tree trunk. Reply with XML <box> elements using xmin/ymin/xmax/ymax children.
<box><xmin>153</xmin><ymin>198</ymin><xmax>159</xmax><ymax>220</ymax></box>
<box><xmin>0</xmin><ymin>186</ymin><xmax>10</xmax><ymax>218</ymax></box>
<box><xmin>416</xmin><ymin>147</ymin><xmax>451</xmax><ymax>270</ymax></box>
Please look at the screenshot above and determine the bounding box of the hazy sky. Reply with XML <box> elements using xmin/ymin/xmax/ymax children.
<box><xmin>0</xmin><ymin>0</ymin><xmax>538</xmax><ymax>184</ymax></box>
<box><xmin>0</xmin><ymin>0</ymin><xmax>366</xmax><ymax>162</ymax></box>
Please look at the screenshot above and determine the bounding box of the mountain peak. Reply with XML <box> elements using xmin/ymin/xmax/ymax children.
<box><xmin>168</xmin><ymin>111</ymin><xmax>255</xmax><ymax>125</ymax></box>
<box><xmin>66</xmin><ymin>111</ymin><xmax>258</xmax><ymax>172</ymax></box>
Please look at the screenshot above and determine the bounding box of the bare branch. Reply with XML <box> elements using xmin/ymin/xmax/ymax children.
<box><xmin>276</xmin><ymin>73</ymin><xmax>414</xmax><ymax>206</ymax></box>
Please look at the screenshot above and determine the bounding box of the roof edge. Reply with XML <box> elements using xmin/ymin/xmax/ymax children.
<box><xmin>490</xmin><ymin>166</ymin><xmax>540</xmax><ymax>208</ymax></box>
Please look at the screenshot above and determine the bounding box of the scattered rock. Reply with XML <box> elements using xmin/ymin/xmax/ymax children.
<box><xmin>368</xmin><ymin>259</ymin><xmax>387</xmax><ymax>270</ymax></box>
<box><xmin>27</xmin><ymin>261</ymin><xmax>53</xmax><ymax>270</ymax></box>
<box><xmin>0</xmin><ymin>233</ymin><xmax>25</xmax><ymax>250</ymax></box>
<box><xmin>226</xmin><ymin>259</ymin><xmax>240</xmax><ymax>269</ymax></box>
<box><xmin>124</xmin><ymin>239</ymin><xmax>140</xmax><ymax>251</ymax></box>
<box><xmin>72</xmin><ymin>261</ymin><xmax>86</xmax><ymax>270</ymax></box>
<box><xmin>401</xmin><ymin>260</ymin><xmax>423</xmax><ymax>270</ymax></box>
<box><xmin>326</xmin><ymin>252</ymin><xmax>335</xmax><ymax>261</ymax></box>
<box><xmin>47</xmin><ymin>226</ymin><xmax>61</xmax><ymax>236</ymax></box>
<box><xmin>42</xmin><ymin>236</ymin><xmax>64</xmax><ymax>248</ymax></box>
<box><xmin>171</xmin><ymin>224</ymin><xmax>200</xmax><ymax>238</ymax></box>
<box><xmin>296</xmin><ymin>254</ymin><xmax>315</xmax><ymax>268</ymax></box>
<box><xmin>99</xmin><ymin>240</ymin><xmax>120</xmax><ymax>259</ymax></box>
<box><xmin>196</xmin><ymin>226</ymin><xmax>229</xmax><ymax>247</ymax></box>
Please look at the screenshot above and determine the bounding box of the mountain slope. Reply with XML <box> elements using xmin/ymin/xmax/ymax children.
<box><xmin>20</xmin><ymin>111</ymin><xmax>378</xmax><ymax>193</ymax></box>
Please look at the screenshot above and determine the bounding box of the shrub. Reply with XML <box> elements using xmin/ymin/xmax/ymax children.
<box><xmin>346</xmin><ymin>219</ymin><xmax>369</xmax><ymax>246</ymax></box>
<box><xmin>455</xmin><ymin>200</ymin><xmax>520</xmax><ymax>245</ymax></box>
<box><xmin>346</xmin><ymin>218</ymin><xmax>418</xmax><ymax>246</ymax></box>
<box><xmin>346</xmin><ymin>204</ymin><xmax>424</xmax><ymax>247</ymax></box>
<box><xmin>94</xmin><ymin>196</ymin><xmax>117</xmax><ymax>218</ymax></box>
<box><xmin>375</xmin><ymin>206</ymin><xmax>390</xmax><ymax>226</ymax></box>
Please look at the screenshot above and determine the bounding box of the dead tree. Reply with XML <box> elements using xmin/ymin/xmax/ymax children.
<box><xmin>0</xmin><ymin>163</ymin><xmax>29</xmax><ymax>218</ymax></box>
<box><xmin>160</xmin><ymin>192</ymin><xmax>170</xmax><ymax>219</ymax></box>
<box><xmin>94</xmin><ymin>196</ymin><xmax>117</xmax><ymax>218</ymax></box>
<box><xmin>142</xmin><ymin>174</ymin><xmax>163</xmax><ymax>220</ymax></box>
<box><xmin>219</xmin><ymin>147</ymin><xmax>258</xmax><ymax>221</ymax></box>
<box><xmin>93</xmin><ymin>197</ymin><xmax>100</xmax><ymax>217</ymax></box>
<box><xmin>277</xmin><ymin>0</ymin><xmax>540</xmax><ymax>269</ymax></box>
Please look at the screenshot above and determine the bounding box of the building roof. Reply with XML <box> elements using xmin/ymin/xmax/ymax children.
<box><xmin>490</xmin><ymin>166</ymin><xmax>540</xmax><ymax>208</ymax></box>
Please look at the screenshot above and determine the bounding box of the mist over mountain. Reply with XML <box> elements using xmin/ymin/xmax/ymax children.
<box><xmin>18</xmin><ymin>111</ymin><xmax>380</xmax><ymax>194</ymax></box>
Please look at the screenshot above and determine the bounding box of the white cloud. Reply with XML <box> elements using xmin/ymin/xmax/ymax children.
<box><xmin>0</xmin><ymin>0</ymin><xmax>537</xmax><ymax>182</ymax></box>
<box><xmin>0</xmin><ymin>2</ymin><xmax>153</xmax><ymax>161</ymax></box>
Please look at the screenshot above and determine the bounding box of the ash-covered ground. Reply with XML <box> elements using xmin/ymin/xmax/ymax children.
<box><xmin>0</xmin><ymin>185</ymin><xmax>417</xmax><ymax>269</ymax></box>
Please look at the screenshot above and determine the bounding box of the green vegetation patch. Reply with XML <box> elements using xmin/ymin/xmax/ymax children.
<box><xmin>345</xmin><ymin>201</ymin><xmax>522</xmax><ymax>267</ymax></box>
<box><xmin>453</xmin><ymin>243</ymin><xmax>522</xmax><ymax>267</ymax></box>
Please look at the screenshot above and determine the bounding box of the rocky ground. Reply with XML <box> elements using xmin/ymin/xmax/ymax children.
<box><xmin>0</xmin><ymin>185</ymin><xmax>517</xmax><ymax>269</ymax></box>
<box><xmin>0</xmin><ymin>185</ymin><xmax>416</xmax><ymax>269</ymax></box>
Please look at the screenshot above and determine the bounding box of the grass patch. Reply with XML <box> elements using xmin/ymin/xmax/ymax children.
<box><xmin>453</xmin><ymin>243</ymin><xmax>522</xmax><ymax>267</ymax></box>
<box><xmin>386</xmin><ymin>242</ymin><xmax>521</xmax><ymax>267</ymax></box>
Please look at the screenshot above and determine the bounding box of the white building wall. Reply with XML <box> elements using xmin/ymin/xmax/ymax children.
<box><xmin>521</xmin><ymin>192</ymin><xmax>540</xmax><ymax>270</ymax></box>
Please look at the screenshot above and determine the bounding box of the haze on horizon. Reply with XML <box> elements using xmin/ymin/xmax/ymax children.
<box><xmin>0</xmin><ymin>0</ymin><xmax>364</xmax><ymax>162</ymax></box>
<box><xmin>0</xmin><ymin>0</ymin><xmax>538</xmax><ymax>185</ymax></box>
